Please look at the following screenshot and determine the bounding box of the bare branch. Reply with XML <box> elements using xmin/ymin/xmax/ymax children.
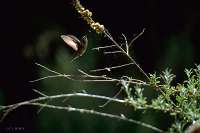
<box><xmin>90</xmin><ymin>63</ymin><xmax>134</xmax><ymax>72</ymax></box>
<box><xmin>27</xmin><ymin>103</ymin><xmax>165</xmax><ymax>133</ymax></box>
<box><xmin>92</xmin><ymin>45</ymin><xmax>117</xmax><ymax>51</ymax></box>
<box><xmin>30</xmin><ymin>63</ymin><xmax>72</xmax><ymax>82</ymax></box>
<box><xmin>1</xmin><ymin>93</ymin><xmax>126</xmax><ymax>110</ymax></box>
<box><xmin>30</xmin><ymin>64</ymin><xmax>146</xmax><ymax>86</ymax></box>
<box><xmin>76</xmin><ymin>69</ymin><xmax>147</xmax><ymax>85</ymax></box>
<box><xmin>103</xmin><ymin>51</ymin><xmax>123</xmax><ymax>54</ymax></box>
<box><xmin>38</xmin><ymin>66</ymin><xmax>145</xmax><ymax>86</ymax></box>
<box><xmin>0</xmin><ymin>96</ymin><xmax>164</xmax><ymax>133</ymax></box>
<box><xmin>103</xmin><ymin>29</ymin><xmax>149</xmax><ymax>80</ymax></box>
<box><xmin>129</xmin><ymin>28</ymin><xmax>145</xmax><ymax>47</ymax></box>
<box><xmin>122</xmin><ymin>33</ymin><xmax>129</xmax><ymax>55</ymax></box>
<box><xmin>77</xmin><ymin>69</ymin><xmax>107</xmax><ymax>79</ymax></box>
<box><xmin>35</xmin><ymin>63</ymin><xmax>61</xmax><ymax>75</ymax></box>
<box><xmin>30</xmin><ymin>75</ymin><xmax>70</xmax><ymax>82</ymax></box>
<box><xmin>0</xmin><ymin>105</ymin><xmax>19</xmax><ymax>122</ymax></box>
<box><xmin>32</xmin><ymin>89</ymin><xmax>50</xmax><ymax>113</ymax></box>
<box><xmin>33</xmin><ymin>89</ymin><xmax>48</xmax><ymax>97</ymax></box>
<box><xmin>1</xmin><ymin>95</ymin><xmax>164</xmax><ymax>133</ymax></box>
<box><xmin>99</xmin><ymin>88</ymin><xmax>123</xmax><ymax>107</ymax></box>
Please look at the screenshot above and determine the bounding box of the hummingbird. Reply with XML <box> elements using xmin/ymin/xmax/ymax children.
<box><xmin>61</xmin><ymin>35</ymin><xmax>88</xmax><ymax>61</ymax></box>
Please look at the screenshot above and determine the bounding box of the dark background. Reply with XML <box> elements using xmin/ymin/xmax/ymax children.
<box><xmin>0</xmin><ymin>0</ymin><xmax>200</xmax><ymax>133</ymax></box>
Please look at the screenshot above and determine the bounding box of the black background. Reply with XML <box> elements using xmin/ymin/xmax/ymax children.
<box><xmin>1</xmin><ymin>0</ymin><xmax>200</xmax><ymax>132</ymax></box>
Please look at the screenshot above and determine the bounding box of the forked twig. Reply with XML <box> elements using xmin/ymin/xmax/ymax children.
<box><xmin>33</xmin><ymin>89</ymin><xmax>50</xmax><ymax>113</ymax></box>
<box><xmin>103</xmin><ymin>29</ymin><xmax>149</xmax><ymax>80</ymax></box>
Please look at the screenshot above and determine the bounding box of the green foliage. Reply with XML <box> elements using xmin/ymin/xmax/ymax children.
<box><xmin>149</xmin><ymin>72</ymin><xmax>161</xmax><ymax>87</ymax></box>
<box><xmin>121</xmin><ymin>65</ymin><xmax>200</xmax><ymax>132</ymax></box>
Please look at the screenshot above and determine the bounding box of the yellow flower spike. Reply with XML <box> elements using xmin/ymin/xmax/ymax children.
<box><xmin>81</xmin><ymin>10</ymin><xmax>92</xmax><ymax>17</ymax></box>
<box><xmin>73</xmin><ymin>0</ymin><xmax>105</xmax><ymax>34</ymax></box>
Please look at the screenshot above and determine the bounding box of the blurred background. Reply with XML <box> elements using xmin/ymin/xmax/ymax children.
<box><xmin>0</xmin><ymin>0</ymin><xmax>200</xmax><ymax>132</ymax></box>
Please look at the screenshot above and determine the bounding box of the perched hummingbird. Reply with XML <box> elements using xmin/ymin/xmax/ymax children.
<box><xmin>61</xmin><ymin>35</ymin><xmax>88</xmax><ymax>61</ymax></box>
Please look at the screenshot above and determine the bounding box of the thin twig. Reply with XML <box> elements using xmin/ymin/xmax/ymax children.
<box><xmin>0</xmin><ymin>93</ymin><xmax>126</xmax><ymax>121</ymax></box>
<box><xmin>0</xmin><ymin>92</ymin><xmax>180</xmax><ymax>122</ymax></box>
<box><xmin>77</xmin><ymin>69</ymin><xmax>147</xmax><ymax>85</ymax></box>
<box><xmin>0</xmin><ymin>93</ymin><xmax>123</xmax><ymax>121</ymax></box>
<box><xmin>30</xmin><ymin>64</ymin><xmax>146</xmax><ymax>85</ymax></box>
<box><xmin>30</xmin><ymin>75</ymin><xmax>70</xmax><ymax>82</ymax></box>
<box><xmin>129</xmin><ymin>28</ymin><xmax>145</xmax><ymax>47</ymax></box>
<box><xmin>99</xmin><ymin>88</ymin><xmax>123</xmax><ymax>107</ymax></box>
<box><xmin>30</xmin><ymin>63</ymin><xmax>72</xmax><ymax>82</ymax></box>
<box><xmin>0</xmin><ymin>105</ymin><xmax>19</xmax><ymax>122</ymax></box>
<box><xmin>122</xmin><ymin>33</ymin><xmax>129</xmax><ymax>55</ymax></box>
<box><xmin>92</xmin><ymin>45</ymin><xmax>117</xmax><ymax>50</ymax></box>
<box><xmin>35</xmin><ymin>63</ymin><xmax>61</xmax><ymax>75</ymax></box>
<box><xmin>1</xmin><ymin>93</ymin><xmax>126</xmax><ymax>110</ymax></box>
<box><xmin>77</xmin><ymin>69</ymin><xmax>107</xmax><ymax>79</ymax></box>
<box><xmin>104</xmin><ymin>51</ymin><xmax>123</xmax><ymax>54</ymax></box>
<box><xmin>33</xmin><ymin>63</ymin><xmax>147</xmax><ymax>85</ymax></box>
<box><xmin>90</xmin><ymin>63</ymin><xmax>134</xmax><ymax>72</ymax></box>
<box><xmin>33</xmin><ymin>89</ymin><xmax>48</xmax><ymax>97</ymax></box>
<box><xmin>74</xmin><ymin>79</ymin><xmax>144</xmax><ymax>85</ymax></box>
<box><xmin>1</xmin><ymin>91</ymin><xmax>165</xmax><ymax>133</ymax></box>
<box><xmin>32</xmin><ymin>89</ymin><xmax>50</xmax><ymax>113</ymax></box>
